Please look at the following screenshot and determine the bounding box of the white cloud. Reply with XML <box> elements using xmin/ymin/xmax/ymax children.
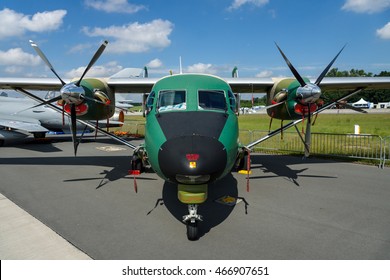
<box><xmin>0</xmin><ymin>48</ymin><xmax>41</xmax><ymax>66</ymax></box>
<box><xmin>64</xmin><ymin>61</ymin><xmax>123</xmax><ymax>78</ymax></box>
<box><xmin>146</xmin><ymin>58</ymin><xmax>163</xmax><ymax>68</ymax></box>
<box><xmin>5</xmin><ymin>66</ymin><xmax>24</xmax><ymax>74</ymax></box>
<box><xmin>255</xmin><ymin>70</ymin><xmax>273</xmax><ymax>78</ymax></box>
<box><xmin>377</xmin><ymin>22</ymin><xmax>390</xmax><ymax>39</ymax></box>
<box><xmin>342</xmin><ymin>0</ymin><xmax>390</xmax><ymax>14</ymax></box>
<box><xmin>68</xmin><ymin>43</ymin><xmax>94</xmax><ymax>54</ymax></box>
<box><xmin>84</xmin><ymin>0</ymin><xmax>146</xmax><ymax>14</ymax></box>
<box><xmin>228</xmin><ymin>0</ymin><xmax>269</xmax><ymax>11</ymax></box>
<box><xmin>0</xmin><ymin>8</ymin><xmax>66</xmax><ymax>39</ymax></box>
<box><xmin>186</xmin><ymin>63</ymin><xmax>218</xmax><ymax>74</ymax></box>
<box><xmin>82</xmin><ymin>19</ymin><xmax>173</xmax><ymax>53</ymax></box>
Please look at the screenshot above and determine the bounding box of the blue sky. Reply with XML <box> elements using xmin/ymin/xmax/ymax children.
<box><xmin>0</xmin><ymin>0</ymin><xmax>389</xmax><ymax>80</ymax></box>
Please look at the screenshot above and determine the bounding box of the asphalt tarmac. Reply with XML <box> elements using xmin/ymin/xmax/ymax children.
<box><xmin>1</xmin><ymin>136</ymin><xmax>390</xmax><ymax>260</ymax></box>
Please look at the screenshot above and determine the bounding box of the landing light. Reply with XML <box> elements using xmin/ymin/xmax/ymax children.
<box><xmin>186</xmin><ymin>153</ymin><xmax>199</xmax><ymax>169</ymax></box>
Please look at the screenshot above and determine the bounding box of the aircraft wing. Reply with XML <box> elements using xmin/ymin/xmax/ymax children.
<box><xmin>108</xmin><ymin>76</ymin><xmax>390</xmax><ymax>93</ymax></box>
<box><xmin>0</xmin><ymin>77</ymin><xmax>158</xmax><ymax>93</ymax></box>
<box><xmin>225</xmin><ymin>77</ymin><xmax>390</xmax><ymax>93</ymax></box>
<box><xmin>0</xmin><ymin>114</ymin><xmax>49</xmax><ymax>133</ymax></box>
<box><xmin>1</xmin><ymin>76</ymin><xmax>390</xmax><ymax>94</ymax></box>
<box><xmin>105</xmin><ymin>78</ymin><xmax>158</xmax><ymax>93</ymax></box>
<box><xmin>313</xmin><ymin>77</ymin><xmax>390</xmax><ymax>91</ymax></box>
<box><xmin>0</xmin><ymin>77</ymin><xmax>65</xmax><ymax>91</ymax></box>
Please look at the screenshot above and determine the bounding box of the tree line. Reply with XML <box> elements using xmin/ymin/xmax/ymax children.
<box><xmin>324</xmin><ymin>68</ymin><xmax>390</xmax><ymax>103</ymax></box>
<box><xmin>240</xmin><ymin>68</ymin><xmax>389</xmax><ymax>107</ymax></box>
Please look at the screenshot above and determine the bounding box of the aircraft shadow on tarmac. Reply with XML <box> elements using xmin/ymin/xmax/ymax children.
<box><xmin>64</xmin><ymin>165</ymin><xmax>157</xmax><ymax>189</ymax></box>
<box><xmin>1</xmin><ymin>135</ymin><xmax>141</xmax><ymax>152</ymax></box>
<box><xmin>0</xmin><ymin>155</ymin><xmax>139</xmax><ymax>187</ymax></box>
<box><xmin>0</xmin><ymin>152</ymin><xmax>336</xmax><ymax>240</ymax></box>
<box><xmin>1</xmin><ymin>138</ymin><xmax>65</xmax><ymax>152</ymax></box>
<box><xmin>158</xmin><ymin>174</ymin><xmax>249</xmax><ymax>239</ymax></box>
<box><xmin>249</xmin><ymin>154</ymin><xmax>338</xmax><ymax>186</ymax></box>
<box><xmin>0</xmin><ymin>152</ymin><xmax>247</xmax><ymax>240</ymax></box>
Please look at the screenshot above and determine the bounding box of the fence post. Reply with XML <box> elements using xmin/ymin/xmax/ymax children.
<box><xmin>239</xmin><ymin>130</ymin><xmax>386</xmax><ymax>167</ymax></box>
<box><xmin>381</xmin><ymin>136</ymin><xmax>389</xmax><ymax>169</ymax></box>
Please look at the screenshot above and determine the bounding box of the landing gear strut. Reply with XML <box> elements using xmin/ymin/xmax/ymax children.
<box><xmin>182</xmin><ymin>204</ymin><xmax>202</xmax><ymax>241</ymax></box>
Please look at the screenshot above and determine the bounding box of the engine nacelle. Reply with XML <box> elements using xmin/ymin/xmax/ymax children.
<box><xmin>63</xmin><ymin>78</ymin><xmax>115</xmax><ymax>121</ymax></box>
<box><xmin>266</xmin><ymin>78</ymin><xmax>322</xmax><ymax>120</ymax></box>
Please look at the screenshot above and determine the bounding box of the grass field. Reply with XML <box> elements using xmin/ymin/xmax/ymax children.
<box><xmin>115</xmin><ymin>112</ymin><xmax>389</xmax><ymax>164</ymax></box>
<box><xmin>120</xmin><ymin>112</ymin><xmax>390</xmax><ymax>137</ymax></box>
<box><xmin>238</xmin><ymin>113</ymin><xmax>390</xmax><ymax>136</ymax></box>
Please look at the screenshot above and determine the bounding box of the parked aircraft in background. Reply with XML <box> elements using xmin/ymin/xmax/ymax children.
<box><xmin>1</xmin><ymin>40</ymin><xmax>390</xmax><ymax>240</ymax></box>
<box><xmin>115</xmin><ymin>98</ymin><xmax>134</xmax><ymax>110</ymax></box>
<box><xmin>0</xmin><ymin>94</ymin><xmax>124</xmax><ymax>146</ymax></box>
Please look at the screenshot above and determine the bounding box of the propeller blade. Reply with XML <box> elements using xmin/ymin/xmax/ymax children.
<box><xmin>263</xmin><ymin>101</ymin><xmax>285</xmax><ymax>110</ymax></box>
<box><xmin>304</xmin><ymin>109</ymin><xmax>311</xmax><ymax>158</ymax></box>
<box><xmin>14</xmin><ymin>95</ymin><xmax>63</xmax><ymax>114</ymax></box>
<box><xmin>32</xmin><ymin>95</ymin><xmax>62</xmax><ymax>108</ymax></box>
<box><xmin>70</xmin><ymin>104</ymin><xmax>79</xmax><ymax>156</ymax></box>
<box><xmin>29</xmin><ymin>40</ymin><xmax>66</xmax><ymax>86</ymax></box>
<box><xmin>315</xmin><ymin>44</ymin><xmax>346</xmax><ymax>86</ymax></box>
<box><xmin>246</xmin><ymin>88</ymin><xmax>364</xmax><ymax>150</ymax></box>
<box><xmin>275</xmin><ymin>42</ymin><xmax>306</xmax><ymax>87</ymax></box>
<box><xmin>75</xmin><ymin>40</ymin><xmax>108</xmax><ymax>86</ymax></box>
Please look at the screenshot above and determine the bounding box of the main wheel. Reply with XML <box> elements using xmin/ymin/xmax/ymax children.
<box><xmin>131</xmin><ymin>155</ymin><xmax>144</xmax><ymax>173</ymax></box>
<box><xmin>186</xmin><ymin>221</ymin><xmax>198</xmax><ymax>241</ymax></box>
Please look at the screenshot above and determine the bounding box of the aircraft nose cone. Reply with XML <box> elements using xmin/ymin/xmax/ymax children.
<box><xmin>158</xmin><ymin>135</ymin><xmax>227</xmax><ymax>184</ymax></box>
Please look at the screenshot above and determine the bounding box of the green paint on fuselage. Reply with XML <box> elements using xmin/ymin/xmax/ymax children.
<box><xmin>144</xmin><ymin>74</ymin><xmax>239</xmax><ymax>182</ymax></box>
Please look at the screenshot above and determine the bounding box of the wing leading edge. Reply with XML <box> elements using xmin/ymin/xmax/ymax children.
<box><xmin>1</xmin><ymin>76</ymin><xmax>389</xmax><ymax>94</ymax></box>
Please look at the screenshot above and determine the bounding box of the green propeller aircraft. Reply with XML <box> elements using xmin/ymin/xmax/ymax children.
<box><xmin>1</xmin><ymin>40</ymin><xmax>390</xmax><ymax>240</ymax></box>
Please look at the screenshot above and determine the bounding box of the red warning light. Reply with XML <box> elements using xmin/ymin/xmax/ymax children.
<box><xmin>186</xmin><ymin>154</ymin><xmax>199</xmax><ymax>161</ymax></box>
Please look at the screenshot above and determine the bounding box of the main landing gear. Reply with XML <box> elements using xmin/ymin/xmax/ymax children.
<box><xmin>182</xmin><ymin>204</ymin><xmax>202</xmax><ymax>241</ymax></box>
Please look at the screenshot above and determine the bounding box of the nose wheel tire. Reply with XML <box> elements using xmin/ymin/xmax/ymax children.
<box><xmin>186</xmin><ymin>221</ymin><xmax>199</xmax><ymax>241</ymax></box>
<box><xmin>183</xmin><ymin>204</ymin><xmax>202</xmax><ymax>241</ymax></box>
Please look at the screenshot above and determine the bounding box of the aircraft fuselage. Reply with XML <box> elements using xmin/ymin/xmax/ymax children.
<box><xmin>144</xmin><ymin>74</ymin><xmax>239</xmax><ymax>185</ymax></box>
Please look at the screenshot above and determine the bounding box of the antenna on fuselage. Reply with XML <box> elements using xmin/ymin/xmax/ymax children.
<box><xmin>143</xmin><ymin>66</ymin><xmax>148</xmax><ymax>78</ymax></box>
<box><xmin>232</xmin><ymin>66</ymin><xmax>239</xmax><ymax>78</ymax></box>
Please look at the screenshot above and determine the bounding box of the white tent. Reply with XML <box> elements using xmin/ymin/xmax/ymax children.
<box><xmin>352</xmin><ymin>98</ymin><xmax>370</xmax><ymax>108</ymax></box>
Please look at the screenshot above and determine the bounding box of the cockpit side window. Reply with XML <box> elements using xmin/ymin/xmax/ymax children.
<box><xmin>228</xmin><ymin>90</ymin><xmax>237</xmax><ymax>112</ymax></box>
<box><xmin>198</xmin><ymin>90</ymin><xmax>226</xmax><ymax>111</ymax></box>
<box><xmin>145</xmin><ymin>91</ymin><xmax>155</xmax><ymax>114</ymax></box>
<box><xmin>158</xmin><ymin>90</ymin><xmax>186</xmax><ymax>111</ymax></box>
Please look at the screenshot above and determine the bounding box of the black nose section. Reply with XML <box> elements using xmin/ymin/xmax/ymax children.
<box><xmin>158</xmin><ymin>135</ymin><xmax>227</xmax><ymax>184</ymax></box>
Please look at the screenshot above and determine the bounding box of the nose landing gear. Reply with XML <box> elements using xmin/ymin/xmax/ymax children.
<box><xmin>183</xmin><ymin>204</ymin><xmax>202</xmax><ymax>241</ymax></box>
<box><xmin>178</xmin><ymin>184</ymin><xmax>208</xmax><ymax>241</ymax></box>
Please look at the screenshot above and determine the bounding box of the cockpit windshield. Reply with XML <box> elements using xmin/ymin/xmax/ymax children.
<box><xmin>158</xmin><ymin>90</ymin><xmax>186</xmax><ymax>111</ymax></box>
<box><xmin>198</xmin><ymin>90</ymin><xmax>226</xmax><ymax>111</ymax></box>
